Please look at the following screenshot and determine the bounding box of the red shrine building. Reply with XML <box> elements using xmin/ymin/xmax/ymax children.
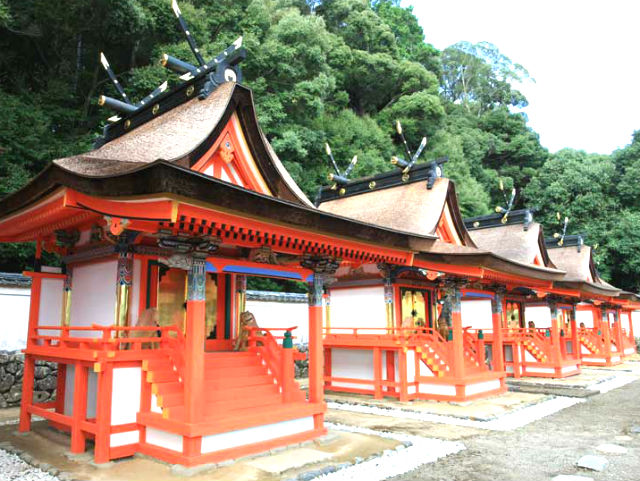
<box><xmin>546</xmin><ymin>235</ymin><xmax>637</xmax><ymax>366</ymax></box>
<box><xmin>0</xmin><ymin>79</ymin><xmax>440</xmax><ymax>466</ymax></box>
<box><xmin>464</xmin><ymin>209</ymin><xmax>582</xmax><ymax>378</ymax></box>
<box><xmin>316</xmin><ymin>172</ymin><xmax>566</xmax><ymax>402</ymax></box>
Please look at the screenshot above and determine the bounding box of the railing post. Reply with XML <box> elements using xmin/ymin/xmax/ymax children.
<box><xmin>447</xmin><ymin>280</ymin><xmax>465</xmax><ymax>379</ymax></box>
<box><xmin>477</xmin><ymin>330</ymin><xmax>486</xmax><ymax>367</ymax></box>
<box><xmin>570</xmin><ymin>304</ymin><xmax>580</xmax><ymax>361</ymax></box>
<box><xmin>281</xmin><ymin>331</ymin><xmax>294</xmax><ymax>403</ymax></box>
<box><xmin>548</xmin><ymin>297</ymin><xmax>562</xmax><ymax>364</ymax></box>
<box><xmin>602</xmin><ymin>308</ymin><xmax>612</xmax><ymax>362</ymax></box>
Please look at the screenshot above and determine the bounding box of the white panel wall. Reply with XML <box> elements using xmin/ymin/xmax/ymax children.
<box><xmin>0</xmin><ymin>286</ymin><xmax>30</xmax><ymax>350</ymax></box>
<box><xmin>632</xmin><ymin>311</ymin><xmax>640</xmax><ymax>337</ymax></box>
<box><xmin>525</xmin><ymin>305</ymin><xmax>552</xmax><ymax>329</ymax></box>
<box><xmin>111</xmin><ymin>367</ymin><xmax>142</xmax><ymax>425</ymax></box>
<box><xmin>38</xmin><ymin>278</ymin><xmax>64</xmax><ymax>337</ymax></box>
<box><xmin>70</xmin><ymin>260</ymin><xmax>117</xmax><ymax>337</ymax></box>
<box><xmin>246</xmin><ymin>300</ymin><xmax>309</xmax><ymax>343</ymax></box>
<box><xmin>576</xmin><ymin>309</ymin><xmax>595</xmax><ymax>328</ymax></box>
<box><xmin>63</xmin><ymin>365</ymin><xmax>98</xmax><ymax>419</ymax></box>
<box><xmin>331</xmin><ymin>348</ymin><xmax>374</xmax><ymax>389</ymax></box>
<box><xmin>201</xmin><ymin>417</ymin><xmax>314</xmax><ymax>454</ymax></box>
<box><xmin>146</xmin><ymin>427</ymin><xmax>183</xmax><ymax>452</ymax></box>
<box><xmin>620</xmin><ymin>312</ymin><xmax>630</xmax><ymax>331</ymax></box>
<box><xmin>461</xmin><ymin>299</ymin><xmax>493</xmax><ymax>330</ymax></box>
<box><xmin>329</xmin><ymin>286</ymin><xmax>386</xmax><ymax>332</ymax></box>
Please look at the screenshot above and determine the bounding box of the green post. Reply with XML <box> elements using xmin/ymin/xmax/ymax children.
<box><xmin>283</xmin><ymin>330</ymin><xmax>293</xmax><ymax>348</ymax></box>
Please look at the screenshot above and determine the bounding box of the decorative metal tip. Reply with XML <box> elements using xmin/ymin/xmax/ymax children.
<box><xmin>350</xmin><ymin>155</ymin><xmax>358</xmax><ymax>165</ymax></box>
<box><xmin>171</xmin><ymin>0</ymin><xmax>181</xmax><ymax>17</ymax></box>
<box><xmin>98</xmin><ymin>95</ymin><xmax>106</xmax><ymax>106</ymax></box>
<box><xmin>499</xmin><ymin>179</ymin><xmax>504</xmax><ymax>191</ymax></box>
<box><xmin>419</xmin><ymin>136</ymin><xmax>427</xmax><ymax>149</ymax></box>
<box><xmin>369</xmin><ymin>181</ymin><xmax>376</xmax><ymax>189</ymax></box>
<box><xmin>160</xmin><ymin>54</ymin><xmax>169</xmax><ymax>66</ymax></box>
<box><xmin>325</xmin><ymin>143</ymin><xmax>331</xmax><ymax>155</ymax></box>
<box><xmin>396</xmin><ymin>120</ymin><xmax>402</xmax><ymax>135</ymax></box>
<box><xmin>327</xmin><ymin>173</ymin><xmax>335</xmax><ymax>181</ymax></box>
<box><xmin>233</xmin><ymin>36</ymin><xmax>243</xmax><ymax>49</ymax></box>
<box><xmin>159</xmin><ymin>81</ymin><xmax>168</xmax><ymax>92</ymax></box>
<box><xmin>338</xmin><ymin>188</ymin><xmax>346</xmax><ymax>196</ymax></box>
<box><xmin>391</xmin><ymin>156</ymin><xmax>398</xmax><ymax>165</ymax></box>
<box><xmin>558</xmin><ymin>239</ymin><xmax>564</xmax><ymax>246</ymax></box>
<box><xmin>495</xmin><ymin>206</ymin><xmax>503</xmax><ymax>213</ymax></box>
<box><xmin>553</xmin><ymin>233</ymin><xmax>560</xmax><ymax>238</ymax></box>
<box><xmin>401</xmin><ymin>173</ymin><xmax>410</xmax><ymax>182</ymax></box>
<box><xmin>556</xmin><ymin>212</ymin><xmax>561</xmax><ymax>220</ymax></box>
<box><xmin>99</xmin><ymin>52</ymin><xmax>109</xmax><ymax>69</ymax></box>
<box><xmin>511</xmin><ymin>187</ymin><xmax>516</xmax><ymax>196</ymax></box>
<box><xmin>473</xmin><ymin>221</ymin><xmax>480</xmax><ymax>228</ymax></box>
<box><xmin>501</xmin><ymin>214</ymin><xmax>508</xmax><ymax>224</ymax></box>
<box><xmin>564</xmin><ymin>216</ymin><xmax>569</xmax><ymax>223</ymax></box>
<box><xmin>330</xmin><ymin>183</ymin><xmax>337</xmax><ymax>191</ymax></box>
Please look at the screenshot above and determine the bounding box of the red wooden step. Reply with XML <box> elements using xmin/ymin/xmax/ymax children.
<box><xmin>158</xmin><ymin>382</ymin><xmax>280</xmax><ymax>408</ymax></box>
<box><xmin>204</xmin><ymin>365</ymin><xmax>267</xmax><ymax>379</ymax></box>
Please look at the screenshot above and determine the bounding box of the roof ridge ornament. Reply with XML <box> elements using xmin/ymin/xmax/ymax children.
<box><xmin>161</xmin><ymin>0</ymin><xmax>246</xmax><ymax>100</ymax></box>
<box><xmin>97</xmin><ymin>52</ymin><xmax>168</xmax><ymax>119</ymax></box>
<box><xmin>324</xmin><ymin>143</ymin><xmax>357</xmax><ymax>194</ymax></box>
<box><xmin>391</xmin><ymin>120</ymin><xmax>428</xmax><ymax>181</ymax></box>
<box><xmin>494</xmin><ymin>179</ymin><xmax>516</xmax><ymax>224</ymax></box>
<box><xmin>552</xmin><ymin>212</ymin><xmax>570</xmax><ymax>247</ymax></box>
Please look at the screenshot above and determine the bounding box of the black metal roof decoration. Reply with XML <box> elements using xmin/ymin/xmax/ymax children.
<box><xmin>545</xmin><ymin>233</ymin><xmax>585</xmax><ymax>250</ymax></box>
<box><xmin>315</xmin><ymin>156</ymin><xmax>448</xmax><ymax>205</ymax></box>
<box><xmin>465</xmin><ymin>208</ymin><xmax>535</xmax><ymax>231</ymax></box>
<box><xmin>96</xmin><ymin>0</ymin><xmax>246</xmax><ymax>146</ymax></box>
<box><xmin>324</xmin><ymin>143</ymin><xmax>358</xmax><ymax>191</ymax></box>
<box><xmin>390</xmin><ymin>120</ymin><xmax>428</xmax><ymax>180</ymax></box>
<box><xmin>547</xmin><ymin>212</ymin><xmax>570</xmax><ymax>247</ymax></box>
<box><xmin>493</xmin><ymin>179</ymin><xmax>517</xmax><ymax>224</ymax></box>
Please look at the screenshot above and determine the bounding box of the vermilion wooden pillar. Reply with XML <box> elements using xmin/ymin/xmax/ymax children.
<box><xmin>450</xmin><ymin>283</ymin><xmax>465</xmax><ymax>379</ymax></box>
<box><xmin>184</xmin><ymin>257</ymin><xmax>206</xmax><ymax>423</ymax></box>
<box><xmin>602</xmin><ymin>308</ymin><xmax>611</xmax><ymax>360</ymax></box>
<box><xmin>491</xmin><ymin>287</ymin><xmax>505</xmax><ymax>372</ymax></box>
<box><xmin>549</xmin><ymin>298</ymin><xmax>561</xmax><ymax>364</ymax></box>
<box><xmin>308</xmin><ymin>273</ymin><xmax>324</xmax><ymax>408</ymax></box>
<box><xmin>614</xmin><ymin>309</ymin><xmax>624</xmax><ymax>352</ymax></box>
<box><xmin>19</xmin><ymin>273</ymin><xmax>43</xmax><ymax>432</ymax></box>
<box><xmin>628</xmin><ymin>310</ymin><xmax>635</xmax><ymax>341</ymax></box>
<box><xmin>570</xmin><ymin>304</ymin><xmax>580</xmax><ymax>361</ymax></box>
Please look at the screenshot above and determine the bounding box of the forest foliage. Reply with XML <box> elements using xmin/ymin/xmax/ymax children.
<box><xmin>0</xmin><ymin>0</ymin><xmax>639</xmax><ymax>291</ymax></box>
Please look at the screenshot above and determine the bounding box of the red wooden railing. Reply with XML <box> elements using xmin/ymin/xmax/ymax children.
<box><xmin>247</xmin><ymin>326</ymin><xmax>306</xmax><ymax>403</ymax></box>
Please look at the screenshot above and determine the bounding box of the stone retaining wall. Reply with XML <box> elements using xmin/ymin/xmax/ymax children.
<box><xmin>0</xmin><ymin>351</ymin><xmax>57</xmax><ymax>408</ymax></box>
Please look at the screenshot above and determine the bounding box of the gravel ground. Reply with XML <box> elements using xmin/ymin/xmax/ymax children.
<box><xmin>0</xmin><ymin>449</ymin><xmax>59</xmax><ymax>481</ymax></box>
<box><xmin>391</xmin><ymin>378</ymin><xmax>640</xmax><ymax>481</ymax></box>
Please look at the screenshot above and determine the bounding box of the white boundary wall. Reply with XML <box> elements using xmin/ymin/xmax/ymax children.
<box><xmin>0</xmin><ymin>286</ymin><xmax>30</xmax><ymax>350</ymax></box>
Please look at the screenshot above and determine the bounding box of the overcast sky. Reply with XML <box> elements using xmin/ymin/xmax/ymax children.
<box><xmin>403</xmin><ymin>0</ymin><xmax>640</xmax><ymax>154</ymax></box>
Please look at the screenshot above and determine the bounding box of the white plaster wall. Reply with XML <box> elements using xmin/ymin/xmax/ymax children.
<box><xmin>246</xmin><ymin>300</ymin><xmax>309</xmax><ymax>343</ymax></box>
<box><xmin>201</xmin><ymin>416</ymin><xmax>314</xmax><ymax>454</ymax></box>
<box><xmin>406</xmin><ymin>349</ymin><xmax>416</xmax><ymax>383</ymax></box>
<box><xmin>465</xmin><ymin>379</ymin><xmax>501</xmax><ymax>396</ymax></box>
<box><xmin>0</xmin><ymin>286</ymin><xmax>30</xmax><ymax>350</ymax></box>
<box><xmin>63</xmin><ymin>365</ymin><xmax>98</xmax><ymax>419</ymax></box>
<box><xmin>524</xmin><ymin>305</ymin><xmax>552</xmax><ymax>329</ymax></box>
<box><xmin>576</xmin><ymin>309</ymin><xmax>595</xmax><ymax>328</ymax></box>
<box><xmin>111</xmin><ymin>367</ymin><xmax>141</xmax><ymax>425</ymax></box>
<box><xmin>38</xmin><ymin>278</ymin><xmax>64</xmax><ymax>338</ymax></box>
<box><xmin>620</xmin><ymin>312</ymin><xmax>631</xmax><ymax>331</ymax></box>
<box><xmin>146</xmin><ymin>427</ymin><xmax>183</xmax><ymax>452</ymax></box>
<box><xmin>70</xmin><ymin>260</ymin><xmax>117</xmax><ymax>337</ymax></box>
<box><xmin>461</xmin><ymin>299</ymin><xmax>493</xmax><ymax>330</ymax></box>
<box><xmin>329</xmin><ymin>286</ymin><xmax>387</xmax><ymax>333</ymax></box>
<box><xmin>632</xmin><ymin>311</ymin><xmax>640</xmax><ymax>337</ymax></box>
<box><xmin>331</xmin><ymin>348</ymin><xmax>374</xmax><ymax>389</ymax></box>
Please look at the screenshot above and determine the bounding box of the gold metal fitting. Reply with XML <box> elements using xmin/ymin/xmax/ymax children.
<box><xmin>402</xmin><ymin>173</ymin><xmax>410</xmax><ymax>182</ymax></box>
<box><xmin>473</xmin><ymin>221</ymin><xmax>480</xmax><ymax>228</ymax></box>
<box><xmin>160</xmin><ymin>54</ymin><xmax>168</xmax><ymax>67</ymax></box>
<box><xmin>338</xmin><ymin>188</ymin><xmax>346</xmax><ymax>196</ymax></box>
<box><xmin>369</xmin><ymin>181</ymin><xmax>376</xmax><ymax>189</ymax></box>
<box><xmin>186</xmin><ymin>85</ymin><xmax>194</xmax><ymax>97</ymax></box>
<box><xmin>327</xmin><ymin>172</ymin><xmax>335</xmax><ymax>181</ymax></box>
<box><xmin>124</xmin><ymin>119</ymin><xmax>131</xmax><ymax>130</ymax></box>
<box><xmin>98</xmin><ymin>95</ymin><xmax>106</xmax><ymax>106</ymax></box>
<box><xmin>152</xmin><ymin>104</ymin><xmax>160</xmax><ymax>115</ymax></box>
<box><xmin>391</xmin><ymin>156</ymin><xmax>398</xmax><ymax>165</ymax></box>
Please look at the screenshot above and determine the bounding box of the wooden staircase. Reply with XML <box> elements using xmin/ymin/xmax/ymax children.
<box><xmin>579</xmin><ymin>333</ymin><xmax>601</xmax><ymax>355</ymax></box>
<box><xmin>143</xmin><ymin>351</ymin><xmax>305</xmax><ymax>421</ymax></box>
<box><xmin>522</xmin><ymin>336</ymin><xmax>549</xmax><ymax>362</ymax></box>
<box><xmin>415</xmin><ymin>343</ymin><xmax>450</xmax><ymax>377</ymax></box>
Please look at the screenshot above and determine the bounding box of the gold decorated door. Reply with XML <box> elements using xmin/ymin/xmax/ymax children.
<box><xmin>506</xmin><ymin>301</ymin><xmax>523</xmax><ymax>329</ymax></box>
<box><xmin>400</xmin><ymin>288</ymin><xmax>431</xmax><ymax>329</ymax></box>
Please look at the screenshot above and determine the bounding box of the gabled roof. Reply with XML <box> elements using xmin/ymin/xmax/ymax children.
<box><xmin>545</xmin><ymin>235</ymin><xmax>620</xmax><ymax>297</ymax></box>
<box><xmin>58</xmin><ymin>82</ymin><xmax>313</xmax><ymax>207</ymax></box>
<box><xmin>318</xmin><ymin>175</ymin><xmax>475</xmax><ymax>246</ymax></box>
<box><xmin>464</xmin><ymin>209</ymin><xmax>556</xmax><ymax>269</ymax></box>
